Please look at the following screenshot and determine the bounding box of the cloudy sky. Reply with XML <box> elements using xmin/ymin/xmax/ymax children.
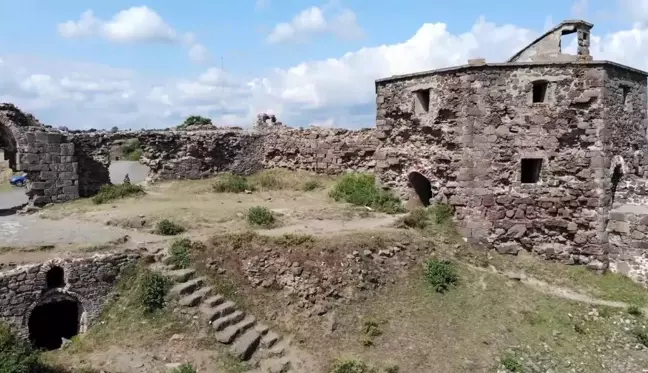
<box><xmin>0</xmin><ymin>0</ymin><xmax>646</xmax><ymax>130</ymax></box>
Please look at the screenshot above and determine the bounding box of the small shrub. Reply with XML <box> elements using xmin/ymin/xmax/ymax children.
<box><xmin>424</xmin><ymin>258</ymin><xmax>459</xmax><ymax>293</ymax></box>
<box><xmin>121</xmin><ymin>138</ymin><xmax>143</xmax><ymax>161</ymax></box>
<box><xmin>501</xmin><ymin>354</ymin><xmax>525</xmax><ymax>372</ymax></box>
<box><xmin>155</xmin><ymin>219</ymin><xmax>185</xmax><ymax>236</ymax></box>
<box><xmin>330</xmin><ymin>359</ymin><xmax>377</xmax><ymax>373</ymax></box>
<box><xmin>329</xmin><ymin>173</ymin><xmax>403</xmax><ymax>214</ymax></box>
<box><xmin>360</xmin><ymin>316</ymin><xmax>383</xmax><ymax>347</ymax></box>
<box><xmin>137</xmin><ymin>269</ymin><xmax>171</xmax><ymax>313</ymax></box>
<box><xmin>257</xmin><ymin>172</ymin><xmax>282</xmax><ymax>189</ymax></box>
<box><xmin>428</xmin><ymin>203</ymin><xmax>454</xmax><ymax>225</ymax></box>
<box><xmin>627</xmin><ymin>305</ymin><xmax>643</xmax><ymax>317</ymax></box>
<box><xmin>397</xmin><ymin>208</ymin><xmax>429</xmax><ymax>229</ymax></box>
<box><xmin>170</xmin><ymin>364</ymin><xmax>197</xmax><ymax>373</ymax></box>
<box><xmin>273</xmin><ymin>233</ymin><xmax>315</xmax><ymax>247</ymax></box>
<box><xmin>247</xmin><ymin>206</ymin><xmax>275</xmax><ymax>227</ymax></box>
<box><xmin>92</xmin><ymin>183</ymin><xmax>145</xmax><ymax>204</ymax></box>
<box><xmin>125</xmin><ymin>148</ymin><xmax>143</xmax><ymax>161</ymax></box>
<box><xmin>302</xmin><ymin>180</ymin><xmax>322</xmax><ymax>191</ymax></box>
<box><xmin>633</xmin><ymin>328</ymin><xmax>648</xmax><ymax>347</ymax></box>
<box><xmin>0</xmin><ymin>323</ymin><xmax>43</xmax><ymax>373</ymax></box>
<box><xmin>169</xmin><ymin>238</ymin><xmax>192</xmax><ymax>269</ymax></box>
<box><xmin>213</xmin><ymin>173</ymin><xmax>251</xmax><ymax>193</ymax></box>
<box><xmin>384</xmin><ymin>365</ymin><xmax>400</xmax><ymax>373</ymax></box>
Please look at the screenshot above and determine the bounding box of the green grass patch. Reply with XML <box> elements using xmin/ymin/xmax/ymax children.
<box><xmin>155</xmin><ymin>219</ymin><xmax>186</xmax><ymax>236</ymax></box>
<box><xmin>424</xmin><ymin>258</ymin><xmax>459</xmax><ymax>293</ymax></box>
<box><xmin>170</xmin><ymin>364</ymin><xmax>197</xmax><ymax>373</ymax></box>
<box><xmin>246</xmin><ymin>206</ymin><xmax>276</xmax><ymax>227</ymax></box>
<box><xmin>169</xmin><ymin>238</ymin><xmax>192</xmax><ymax>269</ymax></box>
<box><xmin>329</xmin><ymin>173</ymin><xmax>404</xmax><ymax>214</ymax></box>
<box><xmin>120</xmin><ymin>138</ymin><xmax>143</xmax><ymax>161</ymax></box>
<box><xmin>92</xmin><ymin>183</ymin><xmax>145</xmax><ymax>204</ymax></box>
<box><xmin>213</xmin><ymin>173</ymin><xmax>251</xmax><ymax>193</ymax></box>
<box><xmin>500</xmin><ymin>353</ymin><xmax>525</xmax><ymax>372</ymax></box>
<box><xmin>330</xmin><ymin>359</ymin><xmax>377</xmax><ymax>373</ymax></box>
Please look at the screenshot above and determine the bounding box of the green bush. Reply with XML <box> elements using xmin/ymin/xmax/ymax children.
<box><xmin>0</xmin><ymin>323</ymin><xmax>43</xmax><ymax>373</ymax></box>
<box><xmin>178</xmin><ymin>115</ymin><xmax>212</xmax><ymax>129</ymax></box>
<box><xmin>329</xmin><ymin>173</ymin><xmax>403</xmax><ymax>214</ymax></box>
<box><xmin>170</xmin><ymin>364</ymin><xmax>197</xmax><ymax>373</ymax></box>
<box><xmin>92</xmin><ymin>183</ymin><xmax>145</xmax><ymax>204</ymax></box>
<box><xmin>120</xmin><ymin>138</ymin><xmax>142</xmax><ymax>161</ymax></box>
<box><xmin>155</xmin><ymin>219</ymin><xmax>186</xmax><ymax>236</ymax></box>
<box><xmin>213</xmin><ymin>173</ymin><xmax>251</xmax><ymax>193</ymax></box>
<box><xmin>247</xmin><ymin>206</ymin><xmax>275</xmax><ymax>227</ymax></box>
<box><xmin>302</xmin><ymin>180</ymin><xmax>322</xmax><ymax>191</ymax></box>
<box><xmin>137</xmin><ymin>269</ymin><xmax>171</xmax><ymax>313</ymax></box>
<box><xmin>424</xmin><ymin>258</ymin><xmax>459</xmax><ymax>293</ymax></box>
<box><xmin>330</xmin><ymin>359</ymin><xmax>377</xmax><ymax>373</ymax></box>
<box><xmin>169</xmin><ymin>239</ymin><xmax>192</xmax><ymax>269</ymax></box>
<box><xmin>428</xmin><ymin>203</ymin><xmax>454</xmax><ymax>225</ymax></box>
<box><xmin>501</xmin><ymin>353</ymin><xmax>525</xmax><ymax>372</ymax></box>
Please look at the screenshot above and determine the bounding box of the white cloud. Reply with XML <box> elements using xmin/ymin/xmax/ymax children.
<box><xmin>571</xmin><ymin>0</ymin><xmax>589</xmax><ymax>18</ymax></box>
<box><xmin>57</xmin><ymin>6</ymin><xmax>208</xmax><ymax>63</ymax></box>
<box><xmin>5</xmin><ymin>15</ymin><xmax>648</xmax><ymax>130</ymax></box>
<box><xmin>255</xmin><ymin>0</ymin><xmax>270</xmax><ymax>10</ymax></box>
<box><xmin>267</xmin><ymin>5</ymin><xmax>363</xmax><ymax>43</ymax></box>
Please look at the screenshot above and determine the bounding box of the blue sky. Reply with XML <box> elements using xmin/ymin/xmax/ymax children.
<box><xmin>0</xmin><ymin>0</ymin><xmax>646</xmax><ymax>129</ymax></box>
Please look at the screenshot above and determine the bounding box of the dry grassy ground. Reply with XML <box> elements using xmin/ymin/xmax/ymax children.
<box><xmin>31</xmin><ymin>170</ymin><xmax>648</xmax><ymax>373</ymax></box>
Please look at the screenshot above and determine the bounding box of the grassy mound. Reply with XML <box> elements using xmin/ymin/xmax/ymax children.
<box><xmin>92</xmin><ymin>183</ymin><xmax>145</xmax><ymax>204</ymax></box>
<box><xmin>329</xmin><ymin>173</ymin><xmax>403</xmax><ymax>214</ymax></box>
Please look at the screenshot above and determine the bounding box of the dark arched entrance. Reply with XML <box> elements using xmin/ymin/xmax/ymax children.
<box><xmin>28</xmin><ymin>294</ymin><xmax>82</xmax><ymax>350</ymax></box>
<box><xmin>408</xmin><ymin>172</ymin><xmax>432</xmax><ymax>207</ymax></box>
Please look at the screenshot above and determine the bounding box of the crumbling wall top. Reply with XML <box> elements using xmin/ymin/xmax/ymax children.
<box><xmin>507</xmin><ymin>19</ymin><xmax>594</xmax><ymax>63</ymax></box>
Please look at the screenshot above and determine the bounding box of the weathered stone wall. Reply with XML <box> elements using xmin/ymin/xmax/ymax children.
<box><xmin>68</xmin><ymin>126</ymin><xmax>380</xmax><ymax>189</ymax></box>
<box><xmin>607</xmin><ymin>205</ymin><xmax>648</xmax><ymax>284</ymax></box>
<box><xmin>375</xmin><ymin>62</ymin><xmax>647</xmax><ymax>268</ymax></box>
<box><xmin>0</xmin><ymin>251</ymin><xmax>140</xmax><ymax>339</ymax></box>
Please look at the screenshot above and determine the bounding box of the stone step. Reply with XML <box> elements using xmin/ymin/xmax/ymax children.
<box><xmin>200</xmin><ymin>300</ymin><xmax>235</xmax><ymax>322</ymax></box>
<box><xmin>212</xmin><ymin>310</ymin><xmax>246</xmax><ymax>331</ymax></box>
<box><xmin>165</xmin><ymin>268</ymin><xmax>196</xmax><ymax>282</ymax></box>
<box><xmin>260</xmin><ymin>357</ymin><xmax>291</xmax><ymax>373</ymax></box>
<box><xmin>261</xmin><ymin>331</ymin><xmax>279</xmax><ymax>348</ymax></box>
<box><xmin>266</xmin><ymin>341</ymin><xmax>286</xmax><ymax>358</ymax></box>
<box><xmin>179</xmin><ymin>287</ymin><xmax>212</xmax><ymax>307</ymax></box>
<box><xmin>169</xmin><ymin>277</ymin><xmax>205</xmax><ymax>297</ymax></box>
<box><xmin>230</xmin><ymin>329</ymin><xmax>261</xmax><ymax>361</ymax></box>
<box><xmin>203</xmin><ymin>294</ymin><xmax>225</xmax><ymax>308</ymax></box>
<box><xmin>215</xmin><ymin>315</ymin><xmax>257</xmax><ymax>344</ymax></box>
<box><xmin>255</xmin><ymin>323</ymin><xmax>269</xmax><ymax>336</ymax></box>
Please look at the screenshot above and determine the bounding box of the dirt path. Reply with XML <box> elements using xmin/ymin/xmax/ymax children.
<box><xmin>476</xmin><ymin>264</ymin><xmax>648</xmax><ymax>313</ymax></box>
<box><xmin>262</xmin><ymin>215</ymin><xmax>403</xmax><ymax>236</ymax></box>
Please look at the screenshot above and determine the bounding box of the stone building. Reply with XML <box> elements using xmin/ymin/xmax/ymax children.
<box><xmin>373</xmin><ymin>20</ymin><xmax>648</xmax><ymax>273</ymax></box>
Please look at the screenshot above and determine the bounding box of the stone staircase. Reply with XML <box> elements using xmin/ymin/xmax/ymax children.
<box><xmin>150</xmin><ymin>252</ymin><xmax>300</xmax><ymax>373</ymax></box>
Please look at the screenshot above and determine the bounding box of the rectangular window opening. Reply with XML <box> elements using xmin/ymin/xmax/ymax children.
<box><xmin>415</xmin><ymin>89</ymin><xmax>430</xmax><ymax>113</ymax></box>
<box><xmin>622</xmin><ymin>85</ymin><xmax>630</xmax><ymax>105</ymax></box>
<box><xmin>532</xmin><ymin>81</ymin><xmax>548</xmax><ymax>103</ymax></box>
<box><xmin>521</xmin><ymin>158</ymin><xmax>543</xmax><ymax>183</ymax></box>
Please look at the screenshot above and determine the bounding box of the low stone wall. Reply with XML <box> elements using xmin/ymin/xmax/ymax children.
<box><xmin>0</xmin><ymin>251</ymin><xmax>140</xmax><ymax>339</ymax></box>
<box><xmin>607</xmin><ymin>206</ymin><xmax>648</xmax><ymax>284</ymax></box>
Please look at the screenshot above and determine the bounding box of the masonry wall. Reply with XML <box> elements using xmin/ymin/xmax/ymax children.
<box><xmin>0</xmin><ymin>251</ymin><xmax>140</xmax><ymax>339</ymax></box>
<box><xmin>607</xmin><ymin>206</ymin><xmax>648</xmax><ymax>284</ymax></box>
<box><xmin>376</xmin><ymin>64</ymin><xmax>612</xmax><ymax>266</ymax></box>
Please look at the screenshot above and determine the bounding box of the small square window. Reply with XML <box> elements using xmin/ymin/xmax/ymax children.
<box><xmin>521</xmin><ymin>158</ymin><xmax>543</xmax><ymax>183</ymax></box>
<box><xmin>532</xmin><ymin>81</ymin><xmax>548</xmax><ymax>103</ymax></box>
<box><xmin>415</xmin><ymin>89</ymin><xmax>430</xmax><ymax>113</ymax></box>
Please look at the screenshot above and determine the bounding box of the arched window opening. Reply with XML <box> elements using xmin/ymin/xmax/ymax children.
<box><xmin>46</xmin><ymin>266</ymin><xmax>65</xmax><ymax>289</ymax></box>
<box><xmin>408</xmin><ymin>172</ymin><xmax>433</xmax><ymax>207</ymax></box>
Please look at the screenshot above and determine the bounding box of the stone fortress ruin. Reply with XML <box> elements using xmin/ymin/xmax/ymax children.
<box><xmin>1</xmin><ymin>19</ymin><xmax>648</xmax><ymax>286</ymax></box>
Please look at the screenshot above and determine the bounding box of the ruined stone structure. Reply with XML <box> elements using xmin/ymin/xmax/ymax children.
<box><xmin>0</xmin><ymin>251</ymin><xmax>139</xmax><ymax>349</ymax></box>
<box><xmin>2</xmin><ymin>19</ymin><xmax>648</xmax><ymax>283</ymax></box>
<box><xmin>374</xmin><ymin>20</ymin><xmax>648</xmax><ymax>282</ymax></box>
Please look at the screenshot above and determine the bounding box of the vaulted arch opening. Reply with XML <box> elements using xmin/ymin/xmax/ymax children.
<box><xmin>0</xmin><ymin>121</ymin><xmax>18</xmax><ymax>171</ymax></box>
<box><xmin>611</xmin><ymin>164</ymin><xmax>623</xmax><ymax>205</ymax></box>
<box><xmin>408</xmin><ymin>172</ymin><xmax>432</xmax><ymax>207</ymax></box>
<box><xmin>46</xmin><ymin>266</ymin><xmax>65</xmax><ymax>289</ymax></box>
<box><xmin>28</xmin><ymin>294</ymin><xmax>82</xmax><ymax>351</ymax></box>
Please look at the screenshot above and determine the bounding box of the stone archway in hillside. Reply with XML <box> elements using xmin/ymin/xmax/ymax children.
<box><xmin>27</xmin><ymin>291</ymin><xmax>86</xmax><ymax>351</ymax></box>
<box><xmin>0</xmin><ymin>116</ymin><xmax>20</xmax><ymax>171</ymax></box>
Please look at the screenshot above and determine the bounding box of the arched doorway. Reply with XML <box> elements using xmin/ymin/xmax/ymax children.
<box><xmin>27</xmin><ymin>293</ymin><xmax>83</xmax><ymax>351</ymax></box>
<box><xmin>408</xmin><ymin>172</ymin><xmax>433</xmax><ymax>207</ymax></box>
